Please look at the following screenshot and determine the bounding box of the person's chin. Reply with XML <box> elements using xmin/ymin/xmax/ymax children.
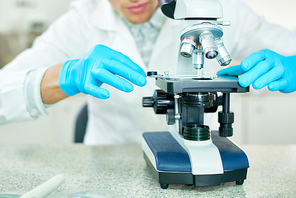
<box><xmin>128</xmin><ymin>13</ymin><xmax>152</xmax><ymax>24</ymax></box>
<box><xmin>130</xmin><ymin>19</ymin><xmax>149</xmax><ymax>24</ymax></box>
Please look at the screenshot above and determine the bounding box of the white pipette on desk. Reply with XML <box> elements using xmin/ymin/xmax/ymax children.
<box><xmin>20</xmin><ymin>174</ymin><xmax>65</xmax><ymax>198</ymax></box>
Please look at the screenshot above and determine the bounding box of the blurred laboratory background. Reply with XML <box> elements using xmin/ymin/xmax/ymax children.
<box><xmin>0</xmin><ymin>0</ymin><xmax>296</xmax><ymax>145</ymax></box>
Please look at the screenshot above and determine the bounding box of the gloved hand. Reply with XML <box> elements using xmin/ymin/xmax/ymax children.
<box><xmin>59</xmin><ymin>45</ymin><xmax>147</xmax><ymax>99</ymax></box>
<box><xmin>217</xmin><ymin>49</ymin><xmax>296</xmax><ymax>93</ymax></box>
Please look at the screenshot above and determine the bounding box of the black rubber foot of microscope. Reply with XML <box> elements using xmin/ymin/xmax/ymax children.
<box><xmin>236</xmin><ymin>180</ymin><xmax>244</xmax><ymax>185</ymax></box>
<box><xmin>160</xmin><ymin>184</ymin><xmax>169</xmax><ymax>189</ymax></box>
<box><xmin>160</xmin><ymin>180</ymin><xmax>244</xmax><ymax>189</ymax></box>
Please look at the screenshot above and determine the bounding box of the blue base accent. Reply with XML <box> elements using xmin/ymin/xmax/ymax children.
<box><xmin>211</xmin><ymin>131</ymin><xmax>249</xmax><ymax>170</ymax></box>
<box><xmin>143</xmin><ymin>132</ymin><xmax>191</xmax><ymax>172</ymax></box>
<box><xmin>143</xmin><ymin>131</ymin><xmax>249</xmax><ymax>172</ymax></box>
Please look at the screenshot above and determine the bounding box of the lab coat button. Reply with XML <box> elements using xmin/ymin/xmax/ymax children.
<box><xmin>31</xmin><ymin>108</ymin><xmax>38</xmax><ymax>116</ymax></box>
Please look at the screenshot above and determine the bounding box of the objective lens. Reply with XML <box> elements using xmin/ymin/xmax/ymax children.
<box><xmin>215</xmin><ymin>38</ymin><xmax>232</xmax><ymax>66</ymax></box>
<box><xmin>192</xmin><ymin>47</ymin><xmax>204</xmax><ymax>70</ymax></box>
<box><xmin>180</xmin><ymin>38</ymin><xmax>197</xmax><ymax>58</ymax></box>
<box><xmin>199</xmin><ymin>31</ymin><xmax>218</xmax><ymax>59</ymax></box>
<box><xmin>206</xmin><ymin>51</ymin><xmax>218</xmax><ymax>59</ymax></box>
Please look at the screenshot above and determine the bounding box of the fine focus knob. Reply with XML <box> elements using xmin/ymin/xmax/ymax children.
<box><xmin>219</xmin><ymin>126</ymin><xmax>233</xmax><ymax>137</ymax></box>
<box><xmin>218</xmin><ymin>111</ymin><xmax>234</xmax><ymax>137</ymax></box>
<box><xmin>142</xmin><ymin>97</ymin><xmax>154</xmax><ymax>107</ymax></box>
<box><xmin>166</xmin><ymin>109</ymin><xmax>175</xmax><ymax>125</ymax></box>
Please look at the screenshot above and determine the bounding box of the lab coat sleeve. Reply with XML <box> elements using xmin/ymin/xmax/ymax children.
<box><xmin>0</xmin><ymin>4</ymin><xmax>90</xmax><ymax>125</ymax></box>
<box><xmin>222</xmin><ymin>0</ymin><xmax>296</xmax><ymax>61</ymax></box>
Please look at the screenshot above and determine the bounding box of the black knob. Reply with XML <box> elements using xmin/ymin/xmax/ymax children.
<box><xmin>218</xmin><ymin>111</ymin><xmax>234</xmax><ymax>137</ymax></box>
<box><xmin>152</xmin><ymin>90</ymin><xmax>171</xmax><ymax>114</ymax></box>
<box><xmin>142</xmin><ymin>90</ymin><xmax>174</xmax><ymax>114</ymax></box>
<box><xmin>142</xmin><ymin>97</ymin><xmax>154</xmax><ymax>107</ymax></box>
<box><xmin>205</xmin><ymin>94</ymin><xmax>222</xmax><ymax>113</ymax></box>
<box><xmin>166</xmin><ymin>109</ymin><xmax>175</xmax><ymax>125</ymax></box>
<box><xmin>219</xmin><ymin>125</ymin><xmax>233</xmax><ymax>137</ymax></box>
<box><xmin>147</xmin><ymin>71</ymin><xmax>157</xmax><ymax>76</ymax></box>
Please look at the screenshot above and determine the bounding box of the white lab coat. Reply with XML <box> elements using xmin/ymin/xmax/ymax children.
<box><xmin>1</xmin><ymin>0</ymin><xmax>296</xmax><ymax>144</ymax></box>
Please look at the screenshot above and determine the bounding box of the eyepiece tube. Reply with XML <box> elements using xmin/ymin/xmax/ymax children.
<box><xmin>199</xmin><ymin>31</ymin><xmax>218</xmax><ymax>59</ymax></box>
<box><xmin>215</xmin><ymin>38</ymin><xmax>232</xmax><ymax>66</ymax></box>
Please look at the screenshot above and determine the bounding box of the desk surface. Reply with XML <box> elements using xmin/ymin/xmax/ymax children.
<box><xmin>0</xmin><ymin>144</ymin><xmax>296</xmax><ymax>198</ymax></box>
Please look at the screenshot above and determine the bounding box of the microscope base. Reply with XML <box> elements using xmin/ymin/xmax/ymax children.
<box><xmin>142</xmin><ymin>131</ymin><xmax>249</xmax><ymax>189</ymax></box>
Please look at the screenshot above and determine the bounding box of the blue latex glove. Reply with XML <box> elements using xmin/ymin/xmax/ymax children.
<box><xmin>59</xmin><ymin>45</ymin><xmax>147</xmax><ymax>99</ymax></box>
<box><xmin>217</xmin><ymin>49</ymin><xmax>296</xmax><ymax>93</ymax></box>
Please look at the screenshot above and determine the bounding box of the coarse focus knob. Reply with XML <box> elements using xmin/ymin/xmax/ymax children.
<box><xmin>142</xmin><ymin>90</ymin><xmax>174</xmax><ymax>114</ymax></box>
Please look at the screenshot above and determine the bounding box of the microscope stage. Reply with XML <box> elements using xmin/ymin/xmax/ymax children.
<box><xmin>153</xmin><ymin>75</ymin><xmax>249</xmax><ymax>94</ymax></box>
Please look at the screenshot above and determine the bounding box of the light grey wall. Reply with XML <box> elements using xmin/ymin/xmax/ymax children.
<box><xmin>0</xmin><ymin>0</ymin><xmax>73</xmax><ymax>32</ymax></box>
<box><xmin>243</xmin><ymin>0</ymin><xmax>296</xmax><ymax>31</ymax></box>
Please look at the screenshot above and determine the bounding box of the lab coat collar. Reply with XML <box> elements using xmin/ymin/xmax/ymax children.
<box><xmin>90</xmin><ymin>0</ymin><xmax>119</xmax><ymax>31</ymax></box>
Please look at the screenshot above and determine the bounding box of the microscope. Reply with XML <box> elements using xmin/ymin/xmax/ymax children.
<box><xmin>142</xmin><ymin>0</ymin><xmax>249</xmax><ymax>189</ymax></box>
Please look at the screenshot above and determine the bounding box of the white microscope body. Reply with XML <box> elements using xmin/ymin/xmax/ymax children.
<box><xmin>142</xmin><ymin>0</ymin><xmax>249</xmax><ymax>189</ymax></box>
